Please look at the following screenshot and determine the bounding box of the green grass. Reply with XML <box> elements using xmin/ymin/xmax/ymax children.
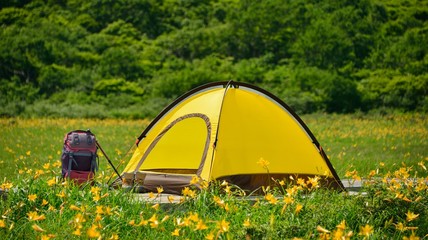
<box><xmin>0</xmin><ymin>113</ymin><xmax>427</xmax><ymax>239</ymax></box>
<box><xmin>1</xmin><ymin>113</ymin><xmax>426</xmax><ymax>181</ymax></box>
<box><xmin>302</xmin><ymin>113</ymin><xmax>427</xmax><ymax>177</ymax></box>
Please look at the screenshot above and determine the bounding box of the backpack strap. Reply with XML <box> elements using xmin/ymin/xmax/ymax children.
<box><xmin>91</xmin><ymin>153</ymin><xmax>98</xmax><ymax>172</ymax></box>
<box><xmin>67</xmin><ymin>152</ymin><xmax>78</xmax><ymax>177</ymax></box>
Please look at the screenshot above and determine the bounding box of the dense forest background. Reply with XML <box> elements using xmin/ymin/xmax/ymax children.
<box><xmin>1</xmin><ymin>0</ymin><xmax>427</xmax><ymax>118</ymax></box>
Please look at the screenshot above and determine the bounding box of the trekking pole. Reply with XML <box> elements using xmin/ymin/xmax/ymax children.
<box><xmin>95</xmin><ymin>140</ymin><xmax>123</xmax><ymax>181</ymax></box>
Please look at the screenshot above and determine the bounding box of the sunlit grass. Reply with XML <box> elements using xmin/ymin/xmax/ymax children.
<box><xmin>302</xmin><ymin>113</ymin><xmax>427</xmax><ymax>177</ymax></box>
<box><xmin>0</xmin><ymin>114</ymin><xmax>427</xmax><ymax>239</ymax></box>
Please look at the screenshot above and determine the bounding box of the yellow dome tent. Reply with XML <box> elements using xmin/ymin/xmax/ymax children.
<box><xmin>119</xmin><ymin>81</ymin><xmax>344</xmax><ymax>194</ymax></box>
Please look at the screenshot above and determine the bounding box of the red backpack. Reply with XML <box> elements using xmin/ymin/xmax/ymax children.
<box><xmin>61</xmin><ymin>130</ymin><xmax>98</xmax><ymax>184</ymax></box>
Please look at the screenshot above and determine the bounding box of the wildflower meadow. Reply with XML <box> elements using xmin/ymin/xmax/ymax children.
<box><xmin>0</xmin><ymin>113</ymin><xmax>427</xmax><ymax>239</ymax></box>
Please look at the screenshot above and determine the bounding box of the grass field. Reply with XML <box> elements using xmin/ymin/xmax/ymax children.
<box><xmin>1</xmin><ymin>113</ymin><xmax>426</xmax><ymax>180</ymax></box>
<box><xmin>0</xmin><ymin>113</ymin><xmax>427</xmax><ymax>239</ymax></box>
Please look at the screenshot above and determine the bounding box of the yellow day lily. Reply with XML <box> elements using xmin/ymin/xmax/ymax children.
<box><xmin>28</xmin><ymin>194</ymin><xmax>37</xmax><ymax>202</ymax></box>
<box><xmin>27</xmin><ymin>211</ymin><xmax>46</xmax><ymax>221</ymax></box>
<box><xmin>87</xmin><ymin>224</ymin><xmax>100</xmax><ymax>238</ymax></box>
<box><xmin>31</xmin><ymin>224</ymin><xmax>45</xmax><ymax>232</ymax></box>
<box><xmin>195</xmin><ymin>220</ymin><xmax>208</xmax><ymax>231</ymax></box>
<box><xmin>171</xmin><ymin>228</ymin><xmax>180</xmax><ymax>236</ymax></box>
<box><xmin>190</xmin><ymin>175</ymin><xmax>200</xmax><ymax>185</ymax></box>
<box><xmin>295</xmin><ymin>204</ymin><xmax>303</xmax><ymax>214</ymax></box>
<box><xmin>243</xmin><ymin>218</ymin><xmax>251</xmax><ymax>228</ymax></box>
<box><xmin>359</xmin><ymin>224</ymin><xmax>373</xmax><ymax>237</ymax></box>
<box><xmin>217</xmin><ymin>219</ymin><xmax>229</xmax><ymax>233</ymax></box>
<box><xmin>406</xmin><ymin>211</ymin><xmax>419</xmax><ymax>222</ymax></box>
<box><xmin>316</xmin><ymin>225</ymin><xmax>330</xmax><ymax>234</ymax></box>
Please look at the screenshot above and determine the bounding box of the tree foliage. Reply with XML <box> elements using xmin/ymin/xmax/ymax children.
<box><xmin>1</xmin><ymin>0</ymin><xmax>427</xmax><ymax>118</ymax></box>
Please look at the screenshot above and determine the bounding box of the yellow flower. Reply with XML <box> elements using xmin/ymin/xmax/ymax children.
<box><xmin>90</xmin><ymin>186</ymin><xmax>101</xmax><ymax>195</ymax></box>
<box><xmin>243</xmin><ymin>218</ymin><xmax>251</xmax><ymax>228</ymax></box>
<box><xmin>403</xmin><ymin>231</ymin><xmax>420</xmax><ymax>240</ymax></box>
<box><xmin>200</xmin><ymin>180</ymin><xmax>209</xmax><ymax>189</ymax></box>
<box><xmin>257</xmin><ymin>157</ymin><xmax>270</xmax><ymax>169</ymax></box>
<box><xmin>418</xmin><ymin>161</ymin><xmax>427</xmax><ymax>171</ymax></box>
<box><xmin>406</xmin><ymin>211</ymin><xmax>419</xmax><ymax>222</ymax></box>
<box><xmin>53</xmin><ymin>161</ymin><xmax>61</xmax><ymax>167</ymax></box>
<box><xmin>213</xmin><ymin>196</ymin><xmax>225</xmax><ymax>207</ymax></box>
<box><xmin>152</xmin><ymin>203</ymin><xmax>160</xmax><ymax>210</ymax></box>
<box><xmin>316</xmin><ymin>225</ymin><xmax>330</xmax><ymax>234</ymax></box>
<box><xmin>109</xmin><ymin>233</ymin><xmax>119</xmax><ymax>240</ymax></box>
<box><xmin>93</xmin><ymin>194</ymin><xmax>101</xmax><ymax>202</ymax></box>
<box><xmin>161</xmin><ymin>215</ymin><xmax>170</xmax><ymax>223</ymax></box>
<box><xmin>395</xmin><ymin>222</ymin><xmax>407</xmax><ymax>232</ymax></box>
<box><xmin>296</xmin><ymin>178</ymin><xmax>306</xmax><ymax>187</ymax></box>
<box><xmin>157</xmin><ymin>186</ymin><xmax>164</xmax><ymax>194</ymax></box>
<box><xmin>224</xmin><ymin>203</ymin><xmax>230</xmax><ymax>212</ymax></box>
<box><xmin>182</xmin><ymin>187</ymin><xmax>196</xmax><ymax>198</ymax></box>
<box><xmin>43</xmin><ymin>163</ymin><xmax>50</xmax><ymax>170</ymax></box>
<box><xmin>0</xmin><ymin>220</ymin><xmax>6</xmax><ymax>228</ymax></box>
<box><xmin>295</xmin><ymin>204</ymin><xmax>303</xmax><ymax>214</ymax></box>
<box><xmin>285</xmin><ymin>185</ymin><xmax>299</xmax><ymax>197</ymax></box>
<box><xmin>368</xmin><ymin>170</ymin><xmax>377</xmax><ymax>178</ymax></box>
<box><xmin>56</xmin><ymin>191</ymin><xmax>66</xmax><ymax>198</ymax></box>
<box><xmin>0</xmin><ymin>182</ymin><xmax>13</xmax><ymax>190</ymax></box>
<box><xmin>149</xmin><ymin>214</ymin><xmax>159</xmax><ymax>228</ymax></box>
<box><xmin>189</xmin><ymin>212</ymin><xmax>199</xmax><ymax>222</ymax></box>
<box><xmin>72</xmin><ymin>228</ymin><xmax>81</xmax><ymax>236</ymax></box>
<box><xmin>28</xmin><ymin>194</ymin><xmax>37</xmax><ymax>202</ymax></box>
<box><xmin>332</xmin><ymin>229</ymin><xmax>345</xmax><ymax>240</ymax></box>
<box><xmin>319</xmin><ymin>233</ymin><xmax>330</xmax><ymax>240</ymax></box>
<box><xmin>26</xmin><ymin>151</ymin><xmax>31</xmax><ymax>156</ymax></box>
<box><xmin>101</xmin><ymin>193</ymin><xmax>109</xmax><ymax>199</ymax></box>
<box><xmin>265</xmin><ymin>193</ymin><xmax>278</xmax><ymax>204</ymax></box>
<box><xmin>73</xmin><ymin>213</ymin><xmax>86</xmax><ymax>224</ymax></box>
<box><xmin>105</xmin><ymin>206</ymin><xmax>113</xmax><ymax>215</ymax></box>
<box><xmin>31</xmin><ymin>224</ymin><xmax>45</xmax><ymax>232</ymax></box>
<box><xmin>195</xmin><ymin>220</ymin><xmax>208</xmax><ymax>230</ymax></box>
<box><xmin>128</xmin><ymin>220</ymin><xmax>135</xmax><ymax>226</ymax></box>
<box><xmin>167</xmin><ymin>195</ymin><xmax>175</xmax><ymax>203</ymax></box>
<box><xmin>94</xmin><ymin>214</ymin><xmax>102</xmax><ymax>222</ymax></box>
<box><xmin>224</xmin><ymin>185</ymin><xmax>231</xmax><ymax>194</ymax></box>
<box><xmin>307</xmin><ymin>176</ymin><xmax>320</xmax><ymax>189</ymax></box>
<box><xmin>148</xmin><ymin>192</ymin><xmax>155</xmax><ymax>199</ymax></box>
<box><xmin>41</xmin><ymin>199</ymin><xmax>48</xmax><ymax>206</ymax></box>
<box><xmin>96</xmin><ymin>206</ymin><xmax>104</xmax><ymax>214</ymax></box>
<box><xmin>87</xmin><ymin>224</ymin><xmax>100</xmax><ymax>238</ymax></box>
<box><xmin>41</xmin><ymin>234</ymin><xmax>56</xmax><ymax>240</ymax></box>
<box><xmin>217</xmin><ymin>219</ymin><xmax>229</xmax><ymax>232</ymax></box>
<box><xmin>137</xmin><ymin>219</ymin><xmax>148</xmax><ymax>226</ymax></box>
<box><xmin>70</xmin><ymin>205</ymin><xmax>81</xmax><ymax>211</ymax></box>
<box><xmin>205</xmin><ymin>232</ymin><xmax>215</xmax><ymax>240</ymax></box>
<box><xmin>336</xmin><ymin>220</ymin><xmax>346</xmax><ymax>230</ymax></box>
<box><xmin>358</xmin><ymin>224</ymin><xmax>373</xmax><ymax>237</ymax></box>
<box><xmin>190</xmin><ymin>175</ymin><xmax>200</xmax><ymax>185</ymax></box>
<box><xmin>171</xmin><ymin>228</ymin><xmax>180</xmax><ymax>236</ymax></box>
<box><xmin>27</xmin><ymin>211</ymin><xmax>46</xmax><ymax>221</ymax></box>
<box><xmin>284</xmin><ymin>196</ymin><xmax>294</xmax><ymax>205</ymax></box>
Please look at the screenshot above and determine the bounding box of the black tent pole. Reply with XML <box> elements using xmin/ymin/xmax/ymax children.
<box><xmin>95</xmin><ymin>140</ymin><xmax>123</xmax><ymax>181</ymax></box>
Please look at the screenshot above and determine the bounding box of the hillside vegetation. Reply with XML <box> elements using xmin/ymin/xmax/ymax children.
<box><xmin>1</xmin><ymin>0</ymin><xmax>427</xmax><ymax>118</ymax></box>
